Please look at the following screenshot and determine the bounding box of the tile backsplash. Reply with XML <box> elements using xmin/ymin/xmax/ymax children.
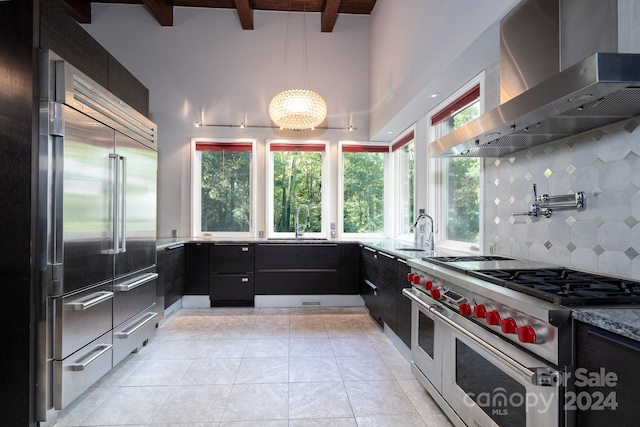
<box><xmin>483</xmin><ymin>118</ymin><xmax>640</xmax><ymax>280</ymax></box>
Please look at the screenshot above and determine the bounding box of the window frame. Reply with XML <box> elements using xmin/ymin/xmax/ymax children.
<box><xmin>338</xmin><ymin>141</ymin><xmax>390</xmax><ymax>238</ymax></box>
<box><xmin>266</xmin><ymin>139</ymin><xmax>330</xmax><ymax>239</ymax></box>
<box><xmin>426</xmin><ymin>72</ymin><xmax>485</xmax><ymax>253</ymax></box>
<box><xmin>390</xmin><ymin>129</ymin><xmax>416</xmax><ymax>240</ymax></box>
<box><xmin>191</xmin><ymin>137</ymin><xmax>257</xmax><ymax>238</ymax></box>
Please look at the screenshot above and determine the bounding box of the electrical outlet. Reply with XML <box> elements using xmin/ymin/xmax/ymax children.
<box><xmin>331</xmin><ymin>231</ymin><xmax>336</xmax><ymax>238</ymax></box>
<box><xmin>331</xmin><ymin>222</ymin><xmax>336</xmax><ymax>230</ymax></box>
<box><xmin>419</xmin><ymin>208</ymin><xmax>425</xmax><ymax>214</ymax></box>
<box><xmin>259</xmin><ymin>230</ymin><xmax>264</xmax><ymax>238</ymax></box>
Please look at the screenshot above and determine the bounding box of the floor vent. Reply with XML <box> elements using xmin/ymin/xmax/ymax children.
<box><xmin>302</xmin><ymin>301</ymin><xmax>321</xmax><ymax>306</ymax></box>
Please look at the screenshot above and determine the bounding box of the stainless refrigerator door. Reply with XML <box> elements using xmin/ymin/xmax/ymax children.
<box><xmin>59</xmin><ymin>105</ymin><xmax>115</xmax><ymax>295</ymax></box>
<box><xmin>114</xmin><ymin>131</ymin><xmax>157</xmax><ymax>277</ymax></box>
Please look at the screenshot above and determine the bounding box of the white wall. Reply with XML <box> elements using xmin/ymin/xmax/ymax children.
<box><xmin>368</xmin><ymin>0</ymin><xmax>518</xmax><ymax>141</ymax></box>
<box><xmin>83</xmin><ymin>5</ymin><xmax>371</xmax><ymax>237</ymax></box>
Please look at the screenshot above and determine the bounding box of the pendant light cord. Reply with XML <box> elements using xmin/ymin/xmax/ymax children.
<box><xmin>281</xmin><ymin>0</ymin><xmax>293</xmax><ymax>91</ymax></box>
<box><xmin>303</xmin><ymin>0</ymin><xmax>308</xmax><ymax>89</ymax></box>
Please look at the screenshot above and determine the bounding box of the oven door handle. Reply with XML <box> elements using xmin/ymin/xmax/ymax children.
<box><xmin>402</xmin><ymin>288</ymin><xmax>558</xmax><ymax>386</ymax></box>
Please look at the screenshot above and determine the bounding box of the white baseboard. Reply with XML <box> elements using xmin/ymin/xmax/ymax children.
<box><xmin>255</xmin><ymin>294</ymin><xmax>364</xmax><ymax>308</ymax></box>
<box><xmin>180</xmin><ymin>295</ymin><xmax>210</xmax><ymax>308</ymax></box>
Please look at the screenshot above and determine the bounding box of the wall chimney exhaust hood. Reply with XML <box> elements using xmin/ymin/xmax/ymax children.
<box><xmin>429</xmin><ymin>0</ymin><xmax>640</xmax><ymax>158</ymax></box>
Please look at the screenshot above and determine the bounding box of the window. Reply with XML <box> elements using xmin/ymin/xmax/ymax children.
<box><xmin>192</xmin><ymin>139</ymin><xmax>254</xmax><ymax>236</ymax></box>
<box><xmin>392</xmin><ymin>131</ymin><xmax>415</xmax><ymax>237</ymax></box>
<box><xmin>428</xmin><ymin>77</ymin><xmax>483</xmax><ymax>247</ymax></box>
<box><xmin>341</xmin><ymin>144</ymin><xmax>388</xmax><ymax>235</ymax></box>
<box><xmin>268</xmin><ymin>141</ymin><xmax>328</xmax><ymax>237</ymax></box>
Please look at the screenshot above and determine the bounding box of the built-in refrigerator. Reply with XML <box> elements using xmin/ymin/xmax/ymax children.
<box><xmin>36</xmin><ymin>50</ymin><xmax>159</xmax><ymax>425</ymax></box>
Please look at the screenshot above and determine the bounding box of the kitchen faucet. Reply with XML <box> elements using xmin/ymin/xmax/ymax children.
<box><xmin>295</xmin><ymin>204</ymin><xmax>310</xmax><ymax>238</ymax></box>
<box><xmin>413</xmin><ymin>212</ymin><xmax>435</xmax><ymax>252</ymax></box>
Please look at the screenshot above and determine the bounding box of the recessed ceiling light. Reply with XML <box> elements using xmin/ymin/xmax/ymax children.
<box><xmin>387</xmin><ymin>131</ymin><xmax>394</xmax><ymax>134</ymax></box>
<box><xmin>428</xmin><ymin>92</ymin><xmax>440</xmax><ymax>98</ymax></box>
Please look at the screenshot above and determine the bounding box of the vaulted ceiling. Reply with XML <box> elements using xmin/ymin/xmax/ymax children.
<box><xmin>61</xmin><ymin>0</ymin><xmax>377</xmax><ymax>32</ymax></box>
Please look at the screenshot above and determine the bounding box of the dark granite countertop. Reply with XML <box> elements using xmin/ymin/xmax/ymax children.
<box><xmin>572</xmin><ymin>307</ymin><xmax>640</xmax><ymax>342</ymax></box>
<box><xmin>156</xmin><ymin>236</ymin><xmax>450</xmax><ymax>259</ymax></box>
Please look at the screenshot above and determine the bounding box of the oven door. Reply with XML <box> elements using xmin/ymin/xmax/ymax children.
<box><xmin>433</xmin><ymin>306</ymin><xmax>564</xmax><ymax>427</ymax></box>
<box><xmin>406</xmin><ymin>288</ymin><xmax>444</xmax><ymax>392</ymax></box>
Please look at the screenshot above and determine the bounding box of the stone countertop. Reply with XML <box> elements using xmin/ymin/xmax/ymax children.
<box><xmin>572</xmin><ymin>307</ymin><xmax>640</xmax><ymax>342</ymax></box>
<box><xmin>156</xmin><ymin>236</ymin><xmax>450</xmax><ymax>259</ymax></box>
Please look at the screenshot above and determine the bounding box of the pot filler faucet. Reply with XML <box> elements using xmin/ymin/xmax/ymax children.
<box><xmin>413</xmin><ymin>212</ymin><xmax>435</xmax><ymax>251</ymax></box>
<box><xmin>295</xmin><ymin>204</ymin><xmax>310</xmax><ymax>238</ymax></box>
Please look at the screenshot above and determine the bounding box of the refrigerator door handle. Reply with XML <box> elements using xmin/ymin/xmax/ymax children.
<box><xmin>119</xmin><ymin>155</ymin><xmax>127</xmax><ymax>253</ymax></box>
<box><xmin>110</xmin><ymin>153</ymin><xmax>119</xmax><ymax>255</ymax></box>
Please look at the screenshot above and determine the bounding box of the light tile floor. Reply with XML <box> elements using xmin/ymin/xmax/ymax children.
<box><xmin>55</xmin><ymin>306</ymin><xmax>453</xmax><ymax>427</ymax></box>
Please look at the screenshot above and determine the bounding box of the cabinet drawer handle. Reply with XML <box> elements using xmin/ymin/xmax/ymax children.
<box><xmin>241</xmin><ymin>247</ymin><xmax>249</xmax><ymax>252</ymax></box>
<box><xmin>364</xmin><ymin>279</ymin><xmax>378</xmax><ymax>291</ymax></box>
<box><xmin>70</xmin><ymin>344</ymin><xmax>112</xmax><ymax>371</ymax></box>
<box><xmin>115</xmin><ymin>312</ymin><xmax>158</xmax><ymax>339</ymax></box>
<box><xmin>364</xmin><ymin>246</ymin><xmax>377</xmax><ymax>253</ymax></box>
<box><xmin>241</xmin><ymin>277</ymin><xmax>249</xmax><ymax>282</ymax></box>
<box><xmin>114</xmin><ymin>273</ymin><xmax>158</xmax><ymax>292</ymax></box>
<box><xmin>66</xmin><ymin>291</ymin><xmax>113</xmax><ymax>311</ymax></box>
<box><xmin>379</xmin><ymin>251</ymin><xmax>395</xmax><ymax>259</ymax></box>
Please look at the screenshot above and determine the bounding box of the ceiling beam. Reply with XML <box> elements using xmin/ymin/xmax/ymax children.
<box><xmin>142</xmin><ymin>0</ymin><xmax>174</xmax><ymax>26</ymax></box>
<box><xmin>62</xmin><ymin>0</ymin><xmax>92</xmax><ymax>24</ymax></box>
<box><xmin>321</xmin><ymin>0</ymin><xmax>340</xmax><ymax>32</ymax></box>
<box><xmin>234</xmin><ymin>0</ymin><xmax>254</xmax><ymax>30</ymax></box>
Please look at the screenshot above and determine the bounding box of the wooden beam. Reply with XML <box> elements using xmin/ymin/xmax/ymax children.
<box><xmin>62</xmin><ymin>0</ymin><xmax>92</xmax><ymax>24</ymax></box>
<box><xmin>142</xmin><ymin>0</ymin><xmax>174</xmax><ymax>26</ymax></box>
<box><xmin>234</xmin><ymin>0</ymin><xmax>254</xmax><ymax>30</ymax></box>
<box><xmin>321</xmin><ymin>0</ymin><xmax>340</xmax><ymax>32</ymax></box>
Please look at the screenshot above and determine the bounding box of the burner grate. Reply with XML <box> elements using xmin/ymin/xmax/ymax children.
<box><xmin>470</xmin><ymin>268</ymin><xmax>640</xmax><ymax>305</ymax></box>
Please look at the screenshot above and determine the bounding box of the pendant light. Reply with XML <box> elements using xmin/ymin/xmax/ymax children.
<box><xmin>268</xmin><ymin>0</ymin><xmax>327</xmax><ymax>130</ymax></box>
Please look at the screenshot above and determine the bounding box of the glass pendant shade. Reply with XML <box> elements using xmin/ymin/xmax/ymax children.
<box><xmin>269</xmin><ymin>89</ymin><xmax>327</xmax><ymax>130</ymax></box>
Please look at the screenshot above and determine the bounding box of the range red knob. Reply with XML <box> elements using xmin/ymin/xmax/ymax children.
<box><xmin>518</xmin><ymin>325</ymin><xmax>542</xmax><ymax>344</ymax></box>
<box><xmin>407</xmin><ymin>273</ymin><xmax>415</xmax><ymax>283</ymax></box>
<box><xmin>431</xmin><ymin>288</ymin><xmax>441</xmax><ymax>300</ymax></box>
<box><xmin>474</xmin><ymin>304</ymin><xmax>488</xmax><ymax>318</ymax></box>
<box><xmin>501</xmin><ymin>317</ymin><xmax>519</xmax><ymax>334</ymax></box>
<box><xmin>424</xmin><ymin>280</ymin><xmax>433</xmax><ymax>290</ymax></box>
<box><xmin>486</xmin><ymin>311</ymin><xmax>502</xmax><ymax>326</ymax></box>
<box><xmin>412</xmin><ymin>275</ymin><xmax>422</xmax><ymax>285</ymax></box>
<box><xmin>459</xmin><ymin>303</ymin><xmax>472</xmax><ymax>316</ymax></box>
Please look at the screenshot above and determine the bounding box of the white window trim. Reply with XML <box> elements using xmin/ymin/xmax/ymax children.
<box><xmin>389</xmin><ymin>126</ymin><xmax>417</xmax><ymax>241</ymax></box>
<box><xmin>338</xmin><ymin>140</ymin><xmax>390</xmax><ymax>239</ymax></box>
<box><xmin>190</xmin><ymin>137</ymin><xmax>257</xmax><ymax>238</ymax></box>
<box><xmin>426</xmin><ymin>72</ymin><xmax>485</xmax><ymax>253</ymax></box>
<box><xmin>266</xmin><ymin>139</ymin><xmax>330</xmax><ymax>239</ymax></box>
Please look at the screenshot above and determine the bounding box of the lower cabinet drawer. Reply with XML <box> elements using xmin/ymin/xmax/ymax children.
<box><xmin>255</xmin><ymin>270</ymin><xmax>340</xmax><ymax>295</ymax></box>
<box><xmin>112</xmin><ymin>309</ymin><xmax>158</xmax><ymax>366</ymax></box>
<box><xmin>113</xmin><ymin>272</ymin><xmax>157</xmax><ymax>327</ymax></box>
<box><xmin>56</xmin><ymin>330</ymin><xmax>113</xmax><ymax>410</ymax></box>
<box><xmin>210</xmin><ymin>273</ymin><xmax>254</xmax><ymax>305</ymax></box>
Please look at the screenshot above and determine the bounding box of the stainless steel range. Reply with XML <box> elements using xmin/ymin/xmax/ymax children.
<box><xmin>402</xmin><ymin>254</ymin><xmax>640</xmax><ymax>427</ymax></box>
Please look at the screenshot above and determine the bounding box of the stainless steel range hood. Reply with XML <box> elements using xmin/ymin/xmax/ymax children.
<box><xmin>430</xmin><ymin>0</ymin><xmax>640</xmax><ymax>158</ymax></box>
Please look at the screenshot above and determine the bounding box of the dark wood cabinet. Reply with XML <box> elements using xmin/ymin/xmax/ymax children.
<box><xmin>340</xmin><ymin>243</ymin><xmax>360</xmax><ymax>294</ymax></box>
<box><xmin>255</xmin><ymin>243</ymin><xmax>340</xmax><ymax>295</ymax></box>
<box><xmin>378</xmin><ymin>251</ymin><xmax>398</xmax><ymax>332</ymax></box>
<box><xmin>157</xmin><ymin>243</ymin><xmax>185</xmax><ymax>309</ymax></box>
<box><xmin>360</xmin><ymin>245</ymin><xmax>381</xmax><ymax>324</ymax></box>
<box><xmin>40</xmin><ymin>0</ymin><xmax>150</xmax><ymax>118</ymax></box>
<box><xmin>575</xmin><ymin>321</ymin><xmax>640</xmax><ymax>426</ymax></box>
<box><xmin>209</xmin><ymin>244</ymin><xmax>255</xmax><ymax>306</ymax></box>
<box><xmin>185</xmin><ymin>243</ymin><xmax>209</xmax><ymax>295</ymax></box>
<box><xmin>396</xmin><ymin>258</ymin><xmax>412</xmax><ymax>348</ymax></box>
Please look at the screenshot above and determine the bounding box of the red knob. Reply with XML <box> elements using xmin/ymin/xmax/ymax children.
<box><xmin>424</xmin><ymin>280</ymin><xmax>433</xmax><ymax>290</ymax></box>
<box><xmin>431</xmin><ymin>288</ymin><xmax>441</xmax><ymax>300</ymax></box>
<box><xmin>501</xmin><ymin>317</ymin><xmax>518</xmax><ymax>334</ymax></box>
<box><xmin>474</xmin><ymin>304</ymin><xmax>488</xmax><ymax>318</ymax></box>
<box><xmin>412</xmin><ymin>275</ymin><xmax>421</xmax><ymax>285</ymax></box>
<box><xmin>459</xmin><ymin>303</ymin><xmax>472</xmax><ymax>316</ymax></box>
<box><xmin>486</xmin><ymin>311</ymin><xmax>502</xmax><ymax>326</ymax></box>
<box><xmin>407</xmin><ymin>273</ymin><xmax>415</xmax><ymax>283</ymax></box>
<box><xmin>518</xmin><ymin>325</ymin><xmax>539</xmax><ymax>344</ymax></box>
